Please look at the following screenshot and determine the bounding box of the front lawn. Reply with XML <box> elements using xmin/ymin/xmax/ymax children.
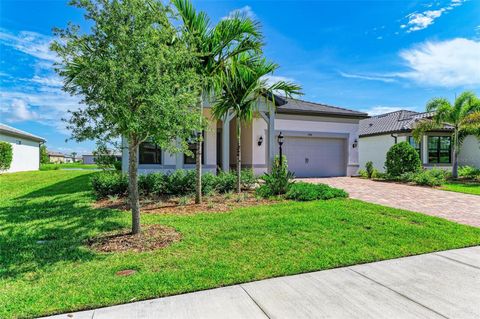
<box><xmin>1</xmin><ymin>171</ymin><xmax>480</xmax><ymax>318</ymax></box>
<box><xmin>40</xmin><ymin>163</ymin><xmax>99</xmax><ymax>170</ymax></box>
<box><xmin>441</xmin><ymin>181</ymin><xmax>480</xmax><ymax>195</ymax></box>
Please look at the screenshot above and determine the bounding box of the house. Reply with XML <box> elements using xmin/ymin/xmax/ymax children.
<box><xmin>0</xmin><ymin>123</ymin><xmax>45</xmax><ymax>173</ymax></box>
<box><xmin>83</xmin><ymin>153</ymin><xmax>121</xmax><ymax>165</ymax></box>
<box><xmin>48</xmin><ymin>151</ymin><xmax>66</xmax><ymax>164</ymax></box>
<box><xmin>121</xmin><ymin>96</ymin><xmax>368</xmax><ymax>177</ymax></box>
<box><xmin>358</xmin><ymin>110</ymin><xmax>480</xmax><ymax>172</ymax></box>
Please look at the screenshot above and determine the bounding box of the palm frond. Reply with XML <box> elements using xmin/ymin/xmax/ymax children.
<box><xmin>412</xmin><ymin>119</ymin><xmax>443</xmax><ymax>143</ymax></box>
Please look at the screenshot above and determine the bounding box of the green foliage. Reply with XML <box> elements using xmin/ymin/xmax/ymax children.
<box><xmin>40</xmin><ymin>163</ymin><xmax>99</xmax><ymax>171</ymax></box>
<box><xmin>40</xmin><ymin>145</ymin><xmax>49</xmax><ymax>164</ymax></box>
<box><xmin>0</xmin><ymin>142</ymin><xmax>13</xmax><ymax>171</ymax></box>
<box><xmin>214</xmin><ymin>171</ymin><xmax>236</xmax><ymax>193</ymax></box>
<box><xmin>385</xmin><ymin>142</ymin><xmax>422</xmax><ymax>177</ymax></box>
<box><xmin>90</xmin><ymin>171</ymin><xmax>128</xmax><ymax>199</ymax></box>
<box><xmin>165</xmin><ymin>170</ymin><xmax>196</xmax><ymax>195</ymax></box>
<box><xmin>358</xmin><ymin>169</ymin><xmax>368</xmax><ymax>178</ymax></box>
<box><xmin>398</xmin><ymin>169</ymin><xmax>447</xmax><ymax>187</ymax></box>
<box><xmin>256</xmin><ymin>156</ymin><xmax>295</xmax><ymax>197</ymax></box>
<box><xmin>92</xmin><ymin>141</ymin><xmax>119</xmax><ymax>170</ymax></box>
<box><xmin>365</xmin><ymin>161</ymin><xmax>374</xmax><ymax>179</ymax></box>
<box><xmin>285</xmin><ymin>182</ymin><xmax>348</xmax><ymax>201</ymax></box>
<box><xmin>138</xmin><ymin>173</ymin><xmax>166</xmax><ymax>196</ymax></box>
<box><xmin>458</xmin><ymin>166</ymin><xmax>480</xmax><ymax>179</ymax></box>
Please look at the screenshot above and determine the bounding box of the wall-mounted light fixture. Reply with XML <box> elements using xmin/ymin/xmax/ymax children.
<box><xmin>257</xmin><ymin>136</ymin><xmax>263</xmax><ymax>146</ymax></box>
<box><xmin>352</xmin><ymin>139</ymin><xmax>358</xmax><ymax>148</ymax></box>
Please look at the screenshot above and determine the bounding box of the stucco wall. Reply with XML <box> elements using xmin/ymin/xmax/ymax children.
<box><xmin>458</xmin><ymin>135</ymin><xmax>480</xmax><ymax>168</ymax></box>
<box><xmin>0</xmin><ymin>133</ymin><xmax>40</xmax><ymax>173</ymax></box>
<box><xmin>358</xmin><ymin>135</ymin><xmax>409</xmax><ymax>172</ymax></box>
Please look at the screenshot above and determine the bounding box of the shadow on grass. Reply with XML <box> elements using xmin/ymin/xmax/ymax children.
<box><xmin>0</xmin><ymin>173</ymin><xmax>124</xmax><ymax>279</ymax></box>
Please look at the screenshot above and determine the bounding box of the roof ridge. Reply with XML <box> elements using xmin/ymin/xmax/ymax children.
<box><xmin>370</xmin><ymin>109</ymin><xmax>418</xmax><ymax>118</ymax></box>
<box><xmin>285</xmin><ymin>97</ymin><xmax>367</xmax><ymax>115</ymax></box>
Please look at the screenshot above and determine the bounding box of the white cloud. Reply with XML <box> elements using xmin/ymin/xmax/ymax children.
<box><xmin>339</xmin><ymin>71</ymin><xmax>396</xmax><ymax>83</ymax></box>
<box><xmin>398</xmin><ymin>38</ymin><xmax>480</xmax><ymax>87</ymax></box>
<box><xmin>263</xmin><ymin>75</ymin><xmax>295</xmax><ymax>85</ymax></box>
<box><xmin>0</xmin><ymin>29</ymin><xmax>57</xmax><ymax>62</ymax></box>
<box><xmin>222</xmin><ymin>6</ymin><xmax>256</xmax><ymax>20</ymax></box>
<box><xmin>360</xmin><ymin>106</ymin><xmax>417</xmax><ymax>116</ymax></box>
<box><xmin>402</xmin><ymin>0</ymin><xmax>466</xmax><ymax>33</ymax></box>
<box><xmin>6</xmin><ymin>99</ymin><xmax>39</xmax><ymax>122</ymax></box>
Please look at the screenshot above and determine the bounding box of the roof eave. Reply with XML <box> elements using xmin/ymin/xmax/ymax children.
<box><xmin>277</xmin><ymin>108</ymin><xmax>369</xmax><ymax>119</ymax></box>
<box><xmin>0</xmin><ymin>129</ymin><xmax>46</xmax><ymax>142</ymax></box>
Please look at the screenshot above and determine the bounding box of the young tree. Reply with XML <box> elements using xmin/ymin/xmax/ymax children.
<box><xmin>71</xmin><ymin>151</ymin><xmax>78</xmax><ymax>162</ymax></box>
<box><xmin>413</xmin><ymin>91</ymin><xmax>480</xmax><ymax>178</ymax></box>
<box><xmin>40</xmin><ymin>144</ymin><xmax>49</xmax><ymax>164</ymax></box>
<box><xmin>212</xmin><ymin>53</ymin><xmax>301</xmax><ymax>192</ymax></box>
<box><xmin>51</xmin><ymin>0</ymin><xmax>202</xmax><ymax>234</ymax></box>
<box><xmin>92</xmin><ymin>141</ymin><xmax>117</xmax><ymax>169</ymax></box>
<box><xmin>173</xmin><ymin>0</ymin><xmax>262</xmax><ymax>203</ymax></box>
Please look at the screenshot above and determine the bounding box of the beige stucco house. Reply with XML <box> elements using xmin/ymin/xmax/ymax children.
<box><xmin>121</xmin><ymin>96</ymin><xmax>368</xmax><ymax>178</ymax></box>
<box><xmin>359</xmin><ymin>110</ymin><xmax>480</xmax><ymax>172</ymax></box>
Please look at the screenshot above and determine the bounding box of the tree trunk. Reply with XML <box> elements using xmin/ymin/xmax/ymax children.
<box><xmin>195</xmin><ymin>97</ymin><xmax>203</xmax><ymax>204</ymax></box>
<box><xmin>128</xmin><ymin>138</ymin><xmax>141</xmax><ymax>235</ymax></box>
<box><xmin>452</xmin><ymin>129</ymin><xmax>459</xmax><ymax>179</ymax></box>
<box><xmin>236</xmin><ymin>118</ymin><xmax>241</xmax><ymax>193</ymax></box>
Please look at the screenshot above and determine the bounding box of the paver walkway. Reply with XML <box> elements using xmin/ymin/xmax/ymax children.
<box><xmin>300</xmin><ymin>177</ymin><xmax>480</xmax><ymax>227</ymax></box>
<box><xmin>41</xmin><ymin>246</ymin><xmax>480</xmax><ymax>319</ymax></box>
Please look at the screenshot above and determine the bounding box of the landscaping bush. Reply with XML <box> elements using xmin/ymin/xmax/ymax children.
<box><xmin>365</xmin><ymin>161</ymin><xmax>374</xmax><ymax>179</ymax></box>
<box><xmin>0</xmin><ymin>141</ymin><xmax>13</xmax><ymax>171</ymax></box>
<box><xmin>385</xmin><ymin>142</ymin><xmax>421</xmax><ymax>177</ymax></box>
<box><xmin>399</xmin><ymin>168</ymin><xmax>447</xmax><ymax>187</ymax></box>
<box><xmin>202</xmin><ymin>172</ymin><xmax>217</xmax><ymax>195</ymax></box>
<box><xmin>285</xmin><ymin>182</ymin><xmax>348</xmax><ymax>201</ymax></box>
<box><xmin>256</xmin><ymin>155</ymin><xmax>294</xmax><ymax>198</ymax></box>
<box><xmin>240</xmin><ymin>169</ymin><xmax>257</xmax><ymax>190</ymax></box>
<box><xmin>91</xmin><ymin>171</ymin><xmax>128</xmax><ymax>199</ymax></box>
<box><xmin>164</xmin><ymin>169</ymin><xmax>196</xmax><ymax>195</ymax></box>
<box><xmin>358</xmin><ymin>169</ymin><xmax>368</xmax><ymax>178</ymax></box>
<box><xmin>138</xmin><ymin>173</ymin><xmax>165</xmax><ymax>196</ymax></box>
<box><xmin>214</xmin><ymin>171</ymin><xmax>236</xmax><ymax>193</ymax></box>
<box><xmin>458</xmin><ymin>165</ymin><xmax>480</xmax><ymax>179</ymax></box>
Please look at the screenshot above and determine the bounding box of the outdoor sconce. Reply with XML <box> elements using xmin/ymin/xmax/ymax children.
<box><xmin>278</xmin><ymin>132</ymin><xmax>284</xmax><ymax>165</ymax></box>
<box><xmin>352</xmin><ymin>139</ymin><xmax>358</xmax><ymax>148</ymax></box>
<box><xmin>258</xmin><ymin>136</ymin><xmax>263</xmax><ymax>146</ymax></box>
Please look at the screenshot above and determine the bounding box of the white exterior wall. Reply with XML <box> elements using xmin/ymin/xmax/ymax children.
<box><xmin>358</xmin><ymin>135</ymin><xmax>407</xmax><ymax>172</ymax></box>
<box><xmin>251</xmin><ymin>117</ymin><xmax>268</xmax><ymax>175</ymax></box>
<box><xmin>0</xmin><ymin>133</ymin><xmax>40</xmax><ymax>173</ymax></box>
<box><xmin>458</xmin><ymin>135</ymin><xmax>480</xmax><ymax>168</ymax></box>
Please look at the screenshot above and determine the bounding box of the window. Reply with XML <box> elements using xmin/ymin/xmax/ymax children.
<box><xmin>428</xmin><ymin>136</ymin><xmax>451</xmax><ymax>164</ymax></box>
<box><xmin>184</xmin><ymin>132</ymin><xmax>204</xmax><ymax>165</ymax></box>
<box><xmin>139</xmin><ymin>142</ymin><xmax>161</xmax><ymax>164</ymax></box>
<box><xmin>407</xmin><ymin>136</ymin><xmax>421</xmax><ymax>158</ymax></box>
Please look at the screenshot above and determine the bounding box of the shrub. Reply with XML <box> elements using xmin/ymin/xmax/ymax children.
<box><xmin>256</xmin><ymin>155</ymin><xmax>294</xmax><ymax>198</ymax></box>
<box><xmin>285</xmin><ymin>182</ymin><xmax>348</xmax><ymax>201</ymax></box>
<box><xmin>240</xmin><ymin>169</ymin><xmax>257</xmax><ymax>190</ymax></box>
<box><xmin>399</xmin><ymin>168</ymin><xmax>446</xmax><ymax>187</ymax></box>
<box><xmin>164</xmin><ymin>170</ymin><xmax>196</xmax><ymax>195</ymax></box>
<box><xmin>214</xmin><ymin>171</ymin><xmax>236</xmax><ymax>193</ymax></box>
<box><xmin>358</xmin><ymin>169</ymin><xmax>368</xmax><ymax>178</ymax></box>
<box><xmin>91</xmin><ymin>171</ymin><xmax>128</xmax><ymax>199</ymax></box>
<box><xmin>365</xmin><ymin>161</ymin><xmax>374</xmax><ymax>179</ymax></box>
<box><xmin>113</xmin><ymin>161</ymin><xmax>122</xmax><ymax>171</ymax></box>
<box><xmin>385</xmin><ymin>142</ymin><xmax>421</xmax><ymax>177</ymax></box>
<box><xmin>458</xmin><ymin>166</ymin><xmax>480</xmax><ymax>179</ymax></box>
<box><xmin>202</xmin><ymin>172</ymin><xmax>217</xmax><ymax>195</ymax></box>
<box><xmin>0</xmin><ymin>141</ymin><xmax>13</xmax><ymax>171</ymax></box>
<box><xmin>138</xmin><ymin>173</ymin><xmax>165</xmax><ymax>196</ymax></box>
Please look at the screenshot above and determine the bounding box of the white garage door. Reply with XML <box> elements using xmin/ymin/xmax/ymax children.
<box><xmin>282</xmin><ymin>136</ymin><xmax>346</xmax><ymax>177</ymax></box>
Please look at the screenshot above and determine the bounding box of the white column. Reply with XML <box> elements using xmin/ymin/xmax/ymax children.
<box><xmin>268</xmin><ymin>111</ymin><xmax>275</xmax><ymax>172</ymax></box>
<box><xmin>422</xmin><ymin>135</ymin><xmax>429</xmax><ymax>164</ymax></box>
<box><xmin>222</xmin><ymin>112</ymin><xmax>234</xmax><ymax>171</ymax></box>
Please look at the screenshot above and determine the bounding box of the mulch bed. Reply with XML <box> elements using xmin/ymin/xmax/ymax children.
<box><xmin>94</xmin><ymin>192</ymin><xmax>279</xmax><ymax>215</ymax></box>
<box><xmin>87</xmin><ymin>224</ymin><xmax>181</xmax><ymax>253</ymax></box>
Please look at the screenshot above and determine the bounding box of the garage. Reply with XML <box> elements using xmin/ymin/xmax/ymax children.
<box><xmin>282</xmin><ymin>136</ymin><xmax>347</xmax><ymax>177</ymax></box>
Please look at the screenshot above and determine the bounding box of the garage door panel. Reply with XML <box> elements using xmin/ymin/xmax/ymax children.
<box><xmin>283</xmin><ymin>136</ymin><xmax>346</xmax><ymax>178</ymax></box>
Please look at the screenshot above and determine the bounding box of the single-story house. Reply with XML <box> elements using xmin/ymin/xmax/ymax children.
<box><xmin>0</xmin><ymin>123</ymin><xmax>45</xmax><ymax>173</ymax></box>
<box><xmin>121</xmin><ymin>96</ymin><xmax>368</xmax><ymax>177</ymax></box>
<box><xmin>48</xmin><ymin>151</ymin><xmax>66</xmax><ymax>163</ymax></box>
<box><xmin>359</xmin><ymin>110</ymin><xmax>480</xmax><ymax>172</ymax></box>
<box><xmin>83</xmin><ymin>153</ymin><xmax>121</xmax><ymax>165</ymax></box>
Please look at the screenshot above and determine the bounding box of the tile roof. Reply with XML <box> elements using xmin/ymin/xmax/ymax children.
<box><xmin>275</xmin><ymin>96</ymin><xmax>368</xmax><ymax>118</ymax></box>
<box><xmin>48</xmin><ymin>151</ymin><xmax>65</xmax><ymax>157</ymax></box>
<box><xmin>359</xmin><ymin>110</ymin><xmax>453</xmax><ymax>137</ymax></box>
<box><xmin>0</xmin><ymin>123</ymin><xmax>45</xmax><ymax>142</ymax></box>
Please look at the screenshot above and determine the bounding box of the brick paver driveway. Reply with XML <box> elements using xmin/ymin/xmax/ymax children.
<box><xmin>300</xmin><ymin>177</ymin><xmax>480</xmax><ymax>227</ymax></box>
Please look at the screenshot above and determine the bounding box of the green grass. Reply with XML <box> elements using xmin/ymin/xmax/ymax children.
<box><xmin>40</xmin><ymin>163</ymin><xmax>99</xmax><ymax>170</ymax></box>
<box><xmin>1</xmin><ymin>171</ymin><xmax>479</xmax><ymax>319</ymax></box>
<box><xmin>441</xmin><ymin>180</ymin><xmax>480</xmax><ymax>195</ymax></box>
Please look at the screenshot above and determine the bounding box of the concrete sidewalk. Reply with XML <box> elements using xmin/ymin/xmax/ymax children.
<box><xmin>42</xmin><ymin>246</ymin><xmax>480</xmax><ymax>319</ymax></box>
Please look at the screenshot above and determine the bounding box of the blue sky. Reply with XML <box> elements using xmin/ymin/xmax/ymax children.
<box><xmin>1</xmin><ymin>0</ymin><xmax>479</xmax><ymax>154</ymax></box>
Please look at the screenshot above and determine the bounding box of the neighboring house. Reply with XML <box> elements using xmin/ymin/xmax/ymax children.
<box><xmin>359</xmin><ymin>110</ymin><xmax>480</xmax><ymax>172</ymax></box>
<box><xmin>64</xmin><ymin>156</ymin><xmax>75</xmax><ymax>163</ymax></box>
<box><xmin>121</xmin><ymin>96</ymin><xmax>368</xmax><ymax>177</ymax></box>
<box><xmin>48</xmin><ymin>151</ymin><xmax>66</xmax><ymax>164</ymax></box>
<box><xmin>0</xmin><ymin>123</ymin><xmax>45</xmax><ymax>173</ymax></box>
<box><xmin>83</xmin><ymin>153</ymin><xmax>121</xmax><ymax>165</ymax></box>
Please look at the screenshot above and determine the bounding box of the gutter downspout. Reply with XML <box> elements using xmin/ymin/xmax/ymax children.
<box><xmin>390</xmin><ymin>133</ymin><xmax>398</xmax><ymax>144</ymax></box>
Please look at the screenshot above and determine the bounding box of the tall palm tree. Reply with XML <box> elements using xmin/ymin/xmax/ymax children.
<box><xmin>413</xmin><ymin>91</ymin><xmax>480</xmax><ymax>178</ymax></box>
<box><xmin>212</xmin><ymin>53</ymin><xmax>302</xmax><ymax>193</ymax></box>
<box><xmin>173</xmin><ymin>0</ymin><xmax>262</xmax><ymax>203</ymax></box>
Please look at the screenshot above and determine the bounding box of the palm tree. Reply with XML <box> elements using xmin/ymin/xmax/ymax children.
<box><xmin>212</xmin><ymin>53</ymin><xmax>302</xmax><ymax>193</ymax></box>
<box><xmin>173</xmin><ymin>0</ymin><xmax>262</xmax><ymax>203</ymax></box>
<box><xmin>413</xmin><ymin>91</ymin><xmax>480</xmax><ymax>178</ymax></box>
